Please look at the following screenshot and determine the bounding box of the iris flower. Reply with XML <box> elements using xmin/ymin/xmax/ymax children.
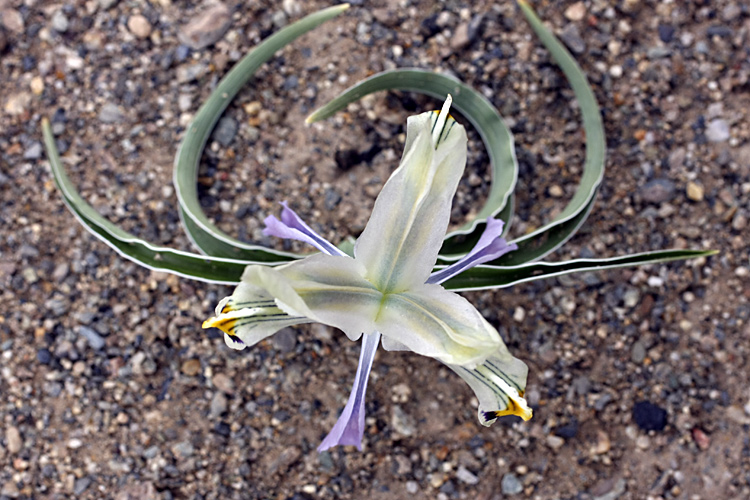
<box><xmin>203</xmin><ymin>96</ymin><xmax>532</xmax><ymax>451</ymax></box>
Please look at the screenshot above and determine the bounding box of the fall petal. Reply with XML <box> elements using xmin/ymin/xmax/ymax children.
<box><xmin>447</xmin><ymin>353</ymin><xmax>532</xmax><ymax>425</ymax></box>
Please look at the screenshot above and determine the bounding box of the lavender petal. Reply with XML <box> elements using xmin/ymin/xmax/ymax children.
<box><xmin>428</xmin><ymin>218</ymin><xmax>516</xmax><ymax>285</ymax></box>
<box><xmin>263</xmin><ymin>201</ymin><xmax>345</xmax><ymax>257</ymax></box>
<box><xmin>318</xmin><ymin>331</ymin><xmax>381</xmax><ymax>452</ymax></box>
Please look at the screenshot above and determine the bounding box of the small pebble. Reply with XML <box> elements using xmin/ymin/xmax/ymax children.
<box><xmin>501</xmin><ymin>473</ymin><xmax>523</xmax><ymax>495</ymax></box>
<box><xmin>636</xmin><ymin>435</ymin><xmax>651</xmax><ymax>450</ymax></box>
<box><xmin>23</xmin><ymin>142</ymin><xmax>43</xmax><ymax>160</ymax></box>
<box><xmin>181</xmin><ymin>358</ymin><xmax>201</xmax><ymax>376</ymax></box>
<box><xmin>564</xmin><ymin>2</ymin><xmax>586</xmax><ymax>21</ymax></box>
<box><xmin>6</xmin><ymin>426</ymin><xmax>22</xmax><ymax>454</ymax></box>
<box><xmin>179</xmin><ymin>3</ymin><xmax>232</xmax><ymax>50</ymax></box>
<box><xmin>547</xmin><ymin>435</ymin><xmax>564</xmax><ymax>449</ymax></box>
<box><xmin>127</xmin><ymin>15</ymin><xmax>152</xmax><ymax>39</ymax></box>
<box><xmin>178</xmin><ymin>93</ymin><xmax>192</xmax><ymax>112</ymax></box>
<box><xmin>211</xmin><ymin>116</ymin><xmax>237</xmax><ymax>146</ymax></box>
<box><xmin>79</xmin><ymin>326</ymin><xmax>106</xmax><ymax>350</ymax></box>
<box><xmin>686</xmin><ymin>182</ymin><xmax>704</xmax><ymax>202</ymax></box>
<box><xmin>391</xmin><ymin>405</ymin><xmax>416</xmax><ymax>436</ymax></box>
<box><xmin>455</xmin><ymin>466</ymin><xmax>478</xmax><ymax>485</ymax></box>
<box><xmin>172</xmin><ymin>441</ymin><xmax>194</xmax><ymax>458</ymax></box>
<box><xmin>30</xmin><ymin>76</ymin><xmax>44</xmax><ymax>95</ymax></box>
<box><xmin>706</xmin><ymin>119</ymin><xmax>730</xmax><ymax>142</ymax></box>
<box><xmin>99</xmin><ymin>103</ymin><xmax>124</xmax><ymax>123</ymax></box>
<box><xmin>559</xmin><ymin>23</ymin><xmax>586</xmax><ymax>54</ymax></box>
<box><xmin>36</xmin><ymin>348</ymin><xmax>52</xmax><ymax>364</ymax></box>
<box><xmin>209</xmin><ymin>392</ymin><xmax>227</xmax><ymax>419</ymax></box>
<box><xmin>631</xmin><ymin>341</ymin><xmax>646</xmax><ymax>363</ymax></box>
<box><xmin>271</xmin><ymin>327</ymin><xmax>297</xmax><ymax>353</ymax></box>
<box><xmin>591</xmin><ymin>430</ymin><xmax>611</xmax><ymax>455</ymax></box>
<box><xmin>4</xmin><ymin>93</ymin><xmax>30</xmax><ymax>115</ymax></box>
<box><xmin>51</xmin><ymin>10</ymin><xmax>69</xmax><ymax>33</ymax></box>
<box><xmin>73</xmin><ymin>477</ymin><xmax>91</xmax><ymax>496</ymax></box>
<box><xmin>640</xmin><ymin>178</ymin><xmax>676</xmax><ymax>204</ymax></box>
<box><xmin>1</xmin><ymin>8</ymin><xmax>24</xmax><ymax>33</ymax></box>
<box><xmin>632</xmin><ymin>401</ymin><xmax>667</xmax><ymax>431</ymax></box>
<box><xmin>212</xmin><ymin>372</ymin><xmax>235</xmax><ymax>394</ymax></box>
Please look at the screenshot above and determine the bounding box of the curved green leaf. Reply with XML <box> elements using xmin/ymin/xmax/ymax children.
<box><xmin>305</xmin><ymin>68</ymin><xmax>519</xmax><ymax>258</ymax></box>
<box><xmin>43</xmin><ymin>115</ymin><xmax>715</xmax><ymax>290</ymax></box>
<box><xmin>442</xmin><ymin>249</ymin><xmax>717</xmax><ymax>291</ymax></box>
<box><xmin>43</xmin><ymin>118</ymin><xmax>246</xmax><ymax>284</ymax></box>
<box><xmin>173</xmin><ymin>4</ymin><xmax>350</xmax><ymax>262</ymax></box>
<box><xmin>489</xmin><ymin>0</ymin><xmax>606</xmax><ymax>266</ymax></box>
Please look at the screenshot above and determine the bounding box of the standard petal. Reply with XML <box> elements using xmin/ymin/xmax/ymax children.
<box><xmin>318</xmin><ymin>331</ymin><xmax>381</xmax><ymax>451</ymax></box>
<box><xmin>355</xmin><ymin>97</ymin><xmax>468</xmax><ymax>293</ymax></box>
<box><xmin>241</xmin><ymin>255</ymin><xmax>384</xmax><ymax>343</ymax></box>
<box><xmin>376</xmin><ymin>283</ymin><xmax>505</xmax><ymax>366</ymax></box>
<box><xmin>447</xmin><ymin>353</ymin><xmax>532</xmax><ymax>425</ymax></box>
<box><xmin>263</xmin><ymin>201</ymin><xmax>346</xmax><ymax>257</ymax></box>
<box><xmin>427</xmin><ymin>217</ymin><xmax>517</xmax><ymax>285</ymax></box>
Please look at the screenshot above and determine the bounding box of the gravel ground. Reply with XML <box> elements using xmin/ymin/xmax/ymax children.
<box><xmin>2</xmin><ymin>0</ymin><xmax>750</xmax><ymax>499</ymax></box>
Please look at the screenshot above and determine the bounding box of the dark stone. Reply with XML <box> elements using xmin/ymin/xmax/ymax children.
<box><xmin>37</xmin><ymin>348</ymin><xmax>52</xmax><ymax>364</ymax></box>
<box><xmin>420</xmin><ymin>14</ymin><xmax>441</xmax><ymax>38</ymax></box>
<box><xmin>214</xmin><ymin>421</ymin><xmax>231</xmax><ymax>437</ymax></box>
<box><xmin>335</xmin><ymin>148</ymin><xmax>361</xmax><ymax>171</ymax></box>
<box><xmin>706</xmin><ymin>25</ymin><xmax>732</xmax><ymax>37</ymax></box>
<box><xmin>73</xmin><ymin>476</ymin><xmax>92</xmax><ymax>495</ymax></box>
<box><xmin>468</xmin><ymin>435</ymin><xmax>484</xmax><ymax>449</ymax></box>
<box><xmin>324</xmin><ymin>188</ymin><xmax>341</xmax><ymax>211</ymax></box>
<box><xmin>658</xmin><ymin>24</ymin><xmax>675</xmax><ymax>43</ymax></box>
<box><xmin>632</xmin><ymin>401</ymin><xmax>668</xmax><ymax>431</ymax></box>
<box><xmin>439</xmin><ymin>480</ymin><xmax>456</xmax><ymax>495</ymax></box>
<box><xmin>553</xmin><ymin>420</ymin><xmax>579</xmax><ymax>439</ymax></box>
<box><xmin>283</xmin><ymin>75</ymin><xmax>298</xmax><ymax>90</ymax></box>
<box><xmin>22</xmin><ymin>55</ymin><xmax>36</xmax><ymax>71</ymax></box>
<box><xmin>273</xmin><ymin>410</ymin><xmax>291</xmax><ymax>423</ymax></box>
<box><xmin>42</xmin><ymin>464</ymin><xmax>57</xmax><ymax>478</ymax></box>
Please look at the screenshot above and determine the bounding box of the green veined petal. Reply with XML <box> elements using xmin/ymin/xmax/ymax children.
<box><xmin>447</xmin><ymin>353</ymin><xmax>531</xmax><ymax>425</ymax></box>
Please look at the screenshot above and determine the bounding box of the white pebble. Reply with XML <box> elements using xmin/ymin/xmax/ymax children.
<box><xmin>647</xmin><ymin>276</ymin><xmax>664</xmax><ymax>287</ymax></box>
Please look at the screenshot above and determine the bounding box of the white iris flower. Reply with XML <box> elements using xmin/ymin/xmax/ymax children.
<box><xmin>203</xmin><ymin>96</ymin><xmax>532</xmax><ymax>451</ymax></box>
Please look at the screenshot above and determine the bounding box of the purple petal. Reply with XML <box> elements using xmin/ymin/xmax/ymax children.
<box><xmin>263</xmin><ymin>201</ymin><xmax>346</xmax><ymax>257</ymax></box>
<box><xmin>318</xmin><ymin>331</ymin><xmax>381</xmax><ymax>452</ymax></box>
<box><xmin>427</xmin><ymin>217</ymin><xmax>517</xmax><ymax>285</ymax></box>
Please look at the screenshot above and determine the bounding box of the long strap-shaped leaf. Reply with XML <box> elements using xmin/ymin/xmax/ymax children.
<box><xmin>441</xmin><ymin>249</ymin><xmax>717</xmax><ymax>291</ymax></box>
<box><xmin>306</xmin><ymin>69</ymin><xmax>519</xmax><ymax>258</ymax></box>
<box><xmin>43</xmin><ymin>115</ymin><xmax>715</xmax><ymax>289</ymax></box>
<box><xmin>173</xmin><ymin>4</ymin><xmax>350</xmax><ymax>262</ymax></box>
<box><xmin>490</xmin><ymin>0</ymin><xmax>606</xmax><ymax>266</ymax></box>
<box><xmin>43</xmin><ymin>119</ymin><xmax>250</xmax><ymax>283</ymax></box>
